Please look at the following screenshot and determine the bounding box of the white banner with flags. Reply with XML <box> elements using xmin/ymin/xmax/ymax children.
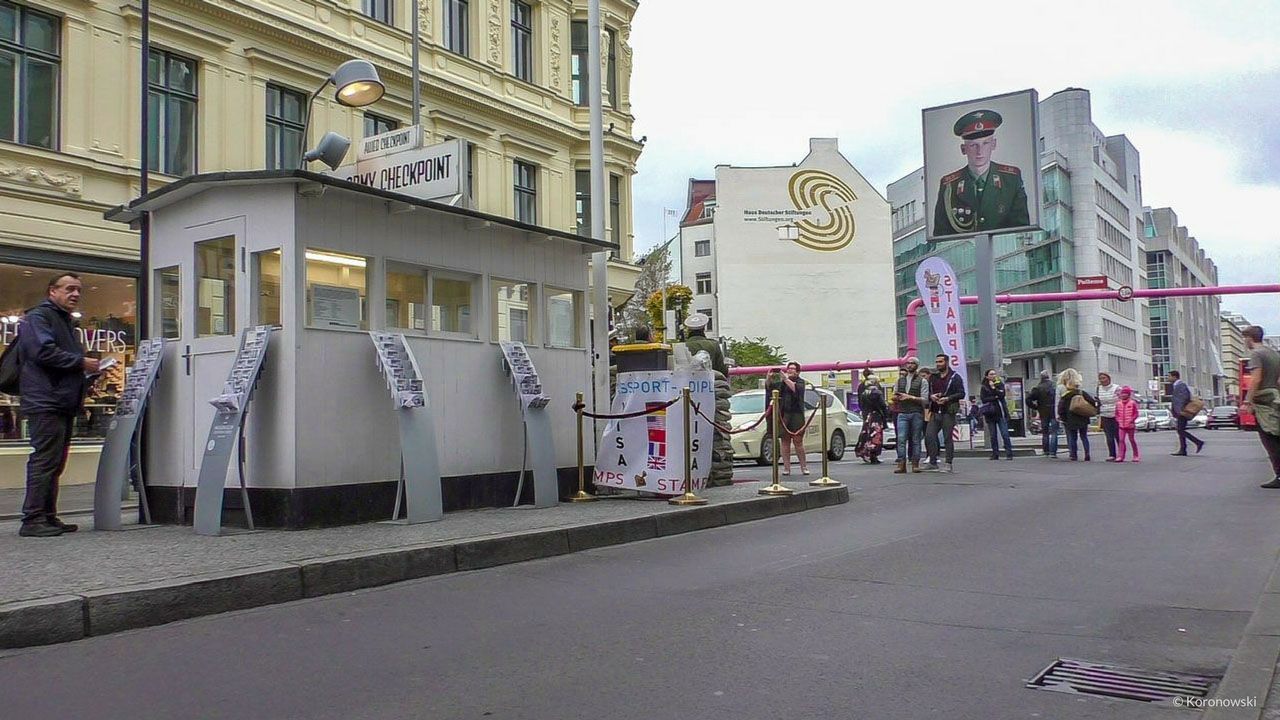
<box><xmin>915</xmin><ymin>257</ymin><xmax>968</xmax><ymax>397</ymax></box>
<box><xmin>594</xmin><ymin>370</ymin><xmax>715</xmax><ymax>496</ymax></box>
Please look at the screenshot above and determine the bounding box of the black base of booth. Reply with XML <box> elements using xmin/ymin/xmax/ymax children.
<box><xmin>143</xmin><ymin>466</ymin><xmax>590</xmax><ymax>529</ymax></box>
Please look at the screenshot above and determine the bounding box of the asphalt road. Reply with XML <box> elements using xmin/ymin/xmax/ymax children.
<box><xmin>3</xmin><ymin>432</ymin><xmax>1278</xmax><ymax>720</ymax></box>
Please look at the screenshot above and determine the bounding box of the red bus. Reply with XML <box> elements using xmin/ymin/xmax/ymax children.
<box><xmin>1241</xmin><ymin>358</ymin><xmax>1258</xmax><ymax>429</ymax></box>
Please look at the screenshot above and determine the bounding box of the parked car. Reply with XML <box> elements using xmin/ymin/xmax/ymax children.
<box><xmin>1189</xmin><ymin>410</ymin><xmax>1209</xmax><ymax>429</ymax></box>
<box><xmin>1206</xmin><ymin>405</ymin><xmax>1240</xmax><ymax>429</ymax></box>
<box><xmin>729</xmin><ymin>387</ymin><xmax>851</xmax><ymax>465</ymax></box>
<box><xmin>1151</xmin><ymin>409</ymin><xmax>1175</xmax><ymax>431</ymax></box>
<box><xmin>1135</xmin><ymin>410</ymin><xmax>1157</xmax><ymax>432</ymax></box>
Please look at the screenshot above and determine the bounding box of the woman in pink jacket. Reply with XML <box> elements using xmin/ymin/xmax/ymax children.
<box><xmin>1114</xmin><ymin>386</ymin><xmax>1141</xmax><ymax>462</ymax></box>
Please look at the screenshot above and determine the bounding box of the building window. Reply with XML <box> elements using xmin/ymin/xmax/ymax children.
<box><xmin>148</xmin><ymin>49</ymin><xmax>197</xmax><ymax>176</ymax></box>
<box><xmin>492</xmin><ymin>279</ymin><xmax>534</xmax><ymax>343</ymax></box>
<box><xmin>514</xmin><ymin>160</ymin><xmax>537</xmax><ymax>223</ymax></box>
<box><xmin>606</xmin><ymin>28</ymin><xmax>617</xmax><ymax>108</ymax></box>
<box><xmin>363</xmin><ymin>112</ymin><xmax>398</xmax><ymax>138</ymax></box>
<box><xmin>695</xmin><ymin>272</ymin><xmax>711</xmax><ymax>295</ymax></box>
<box><xmin>694</xmin><ymin>239</ymin><xmax>710</xmax><ymax>257</ymax></box>
<box><xmin>700</xmin><ymin>308</ymin><xmax>713</xmax><ymax>332</ymax></box>
<box><xmin>265</xmin><ymin>83</ymin><xmax>306</xmax><ymax>170</ymax></box>
<box><xmin>444</xmin><ymin>0</ymin><xmax>469</xmax><ymax>56</ymax></box>
<box><xmin>305</xmin><ymin>249</ymin><xmax>368</xmax><ymax>331</ymax></box>
<box><xmin>362</xmin><ymin>0</ymin><xmax>393</xmax><ymax>24</ymax></box>
<box><xmin>570</xmin><ymin>20</ymin><xmax>588</xmax><ymax>106</ymax></box>
<box><xmin>546</xmin><ymin>288</ymin><xmax>581</xmax><ymax>347</ymax></box>
<box><xmin>609</xmin><ymin>174</ymin><xmax>622</xmax><ymax>244</ymax></box>
<box><xmin>575</xmin><ymin>169</ymin><xmax>590</xmax><ymax>236</ymax></box>
<box><xmin>195</xmin><ymin>237</ymin><xmax>235</xmax><ymax>337</ymax></box>
<box><xmin>511</xmin><ymin>1</ymin><xmax>533</xmax><ymax>82</ymax></box>
<box><xmin>0</xmin><ymin>1</ymin><xmax>59</xmax><ymax>149</ymax></box>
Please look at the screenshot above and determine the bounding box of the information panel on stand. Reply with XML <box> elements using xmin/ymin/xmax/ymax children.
<box><xmin>371</xmin><ymin>332</ymin><xmax>443</xmax><ymax>523</ymax></box>
<box><xmin>498</xmin><ymin>341</ymin><xmax>556</xmax><ymax>507</ymax></box>
<box><xmin>594</xmin><ymin>370</ymin><xmax>715</xmax><ymax>495</ymax></box>
<box><xmin>93</xmin><ymin>338</ymin><xmax>165</xmax><ymax>530</ymax></box>
<box><xmin>193</xmin><ymin>326</ymin><xmax>273</xmax><ymax>536</ymax></box>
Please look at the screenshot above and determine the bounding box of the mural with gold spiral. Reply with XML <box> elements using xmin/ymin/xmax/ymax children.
<box><xmin>786</xmin><ymin>169</ymin><xmax>858</xmax><ymax>252</ymax></box>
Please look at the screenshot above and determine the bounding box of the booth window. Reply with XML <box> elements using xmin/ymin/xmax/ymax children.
<box><xmin>514</xmin><ymin>160</ymin><xmax>537</xmax><ymax>223</ymax></box>
<box><xmin>195</xmin><ymin>236</ymin><xmax>235</xmax><ymax>337</ymax></box>
<box><xmin>265</xmin><ymin>83</ymin><xmax>305</xmax><ymax>170</ymax></box>
<box><xmin>0</xmin><ymin>1</ymin><xmax>60</xmax><ymax>149</ymax></box>
<box><xmin>546</xmin><ymin>288</ymin><xmax>580</xmax><ymax>348</ymax></box>
<box><xmin>492</xmin><ymin>278</ymin><xmax>534</xmax><ymax>344</ymax></box>
<box><xmin>147</xmin><ymin>49</ymin><xmax>197</xmax><ymax>176</ymax></box>
<box><xmin>157</xmin><ymin>266</ymin><xmax>180</xmax><ymax>339</ymax></box>
<box><xmin>385</xmin><ymin>261</ymin><xmax>427</xmax><ymax>331</ymax></box>
<box><xmin>305</xmin><ymin>248</ymin><xmax>368</xmax><ymax>330</ymax></box>
<box><xmin>253</xmin><ymin>249</ymin><xmax>282</xmax><ymax>327</ymax></box>
<box><xmin>432</xmin><ymin>273</ymin><xmax>475</xmax><ymax>336</ymax></box>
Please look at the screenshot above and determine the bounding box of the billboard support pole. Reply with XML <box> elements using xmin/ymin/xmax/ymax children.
<box><xmin>974</xmin><ymin>233</ymin><xmax>1000</xmax><ymax>377</ymax></box>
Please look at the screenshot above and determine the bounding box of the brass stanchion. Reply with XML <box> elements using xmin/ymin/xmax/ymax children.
<box><xmin>759</xmin><ymin>388</ymin><xmax>793</xmax><ymax>496</ymax></box>
<box><xmin>670</xmin><ymin>387</ymin><xmax>708</xmax><ymax>506</ymax></box>
<box><xmin>569</xmin><ymin>391</ymin><xmax>597</xmax><ymax>502</ymax></box>
<box><xmin>810</xmin><ymin>392</ymin><xmax>842</xmax><ymax>487</ymax></box>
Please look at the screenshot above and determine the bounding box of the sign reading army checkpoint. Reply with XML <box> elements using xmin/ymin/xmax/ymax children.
<box><xmin>330</xmin><ymin>137</ymin><xmax>465</xmax><ymax>202</ymax></box>
<box><xmin>923</xmin><ymin>89</ymin><xmax>1041</xmax><ymax>241</ymax></box>
<box><xmin>595</xmin><ymin>370</ymin><xmax>714</xmax><ymax>495</ymax></box>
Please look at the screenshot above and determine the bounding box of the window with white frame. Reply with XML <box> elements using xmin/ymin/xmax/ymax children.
<box><xmin>514</xmin><ymin>160</ymin><xmax>537</xmax><ymax>223</ymax></box>
<box><xmin>492</xmin><ymin>278</ymin><xmax>534</xmax><ymax>343</ymax></box>
<box><xmin>695</xmin><ymin>272</ymin><xmax>711</xmax><ymax>295</ymax></box>
<box><xmin>694</xmin><ymin>239</ymin><xmax>710</xmax><ymax>257</ymax></box>
<box><xmin>305</xmin><ymin>249</ymin><xmax>368</xmax><ymax>330</ymax></box>
<box><xmin>546</xmin><ymin>288</ymin><xmax>581</xmax><ymax>347</ymax></box>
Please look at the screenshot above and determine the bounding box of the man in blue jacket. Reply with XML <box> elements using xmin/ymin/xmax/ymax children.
<box><xmin>17</xmin><ymin>273</ymin><xmax>99</xmax><ymax>537</ymax></box>
<box><xmin>1168</xmin><ymin>369</ymin><xmax>1204</xmax><ymax>457</ymax></box>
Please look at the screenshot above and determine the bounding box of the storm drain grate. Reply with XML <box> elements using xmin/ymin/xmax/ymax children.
<box><xmin>1027</xmin><ymin>658</ymin><xmax>1215</xmax><ymax>704</ymax></box>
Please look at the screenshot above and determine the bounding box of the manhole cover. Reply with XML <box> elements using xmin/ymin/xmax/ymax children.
<box><xmin>1028</xmin><ymin>658</ymin><xmax>1216</xmax><ymax>705</ymax></box>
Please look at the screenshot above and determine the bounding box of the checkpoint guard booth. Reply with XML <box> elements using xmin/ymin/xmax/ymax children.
<box><xmin>106</xmin><ymin>170</ymin><xmax>610</xmax><ymax>529</ymax></box>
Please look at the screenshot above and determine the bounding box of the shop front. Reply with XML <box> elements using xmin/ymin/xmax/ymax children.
<box><xmin>0</xmin><ymin>254</ymin><xmax>138</xmax><ymax>490</ymax></box>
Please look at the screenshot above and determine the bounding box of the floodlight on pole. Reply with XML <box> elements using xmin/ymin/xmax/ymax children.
<box><xmin>298</xmin><ymin>59</ymin><xmax>386</xmax><ymax>169</ymax></box>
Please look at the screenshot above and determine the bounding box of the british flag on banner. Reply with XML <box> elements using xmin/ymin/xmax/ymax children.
<box><xmin>646</xmin><ymin>402</ymin><xmax>667</xmax><ymax>469</ymax></box>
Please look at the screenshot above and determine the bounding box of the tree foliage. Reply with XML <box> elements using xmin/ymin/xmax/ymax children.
<box><xmin>724</xmin><ymin>337</ymin><xmax>788</xmax><ymax>392</ymax></box>
<box><xmin>644</xmin><ymin>284</ymin><xmax>693</xmax><ymax>339</ymax></box>
<box><xmin>617</xmin><ymin>245</ymin><xmax>673</xmax><ymax>336</ymax></box>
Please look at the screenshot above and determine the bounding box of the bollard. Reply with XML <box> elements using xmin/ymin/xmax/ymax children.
<box><xmin>670</xmin><ymin>387</ymin><xmax>708</xmax><ymax>506</ymax></box>
<box><xmin>810</xmin><ymin>392</ymin><xmax>842</xmax><ymax>487</ymax></box>
<box><xmin>759</xmin><ymin>389</ymin><xmax>793</xmax><ymax>496</ymax></box>
<box><xmin>569</xmin><ymin>391</ymin><xmax>597</xmax><ymax>503</ymax></box>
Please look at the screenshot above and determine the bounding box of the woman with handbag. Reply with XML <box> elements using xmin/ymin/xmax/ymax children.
<box><xmin>855</xmin><ymin>375</ymin><xmax>888</xmax><ymax>464</ymax></box>
<box><xmin>980</xmin><ymin>369</ymin><xmax>1015</xmax><ymax>460</ymax></box>
<box><xmin>1057</xmin><ymin>368</ymin><xmax>1099</xmax><ymax>461</ymax></box>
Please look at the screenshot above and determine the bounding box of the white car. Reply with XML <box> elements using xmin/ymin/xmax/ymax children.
<box><xmin>729</xmin><ymin>387</ymin><xmax>850</xmax><ymax>465</ymax></box>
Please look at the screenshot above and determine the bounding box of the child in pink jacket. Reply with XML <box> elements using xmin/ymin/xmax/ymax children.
<box><xmin>1114</xmin><ymin>386</ymin><xmax>1141</xmax><ymax>462</ymax></box>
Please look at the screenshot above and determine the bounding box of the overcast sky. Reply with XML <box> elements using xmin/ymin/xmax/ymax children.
<box><xmin>628</xmin><ymin>0</ymin><xmax>1280</xmax><ymax>334</ymax></box>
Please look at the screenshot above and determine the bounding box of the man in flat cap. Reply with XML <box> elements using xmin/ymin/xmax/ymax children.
<box><xmin>932</xmin><ymin>109</ymin><xmax>1030</xmax><ymax>237</ymax></box>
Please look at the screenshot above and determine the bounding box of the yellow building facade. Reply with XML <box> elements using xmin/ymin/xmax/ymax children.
<box><xmin>0</xmin><ymin>0</ymin><xmax>641</xmax><ymax>485</ymax></box>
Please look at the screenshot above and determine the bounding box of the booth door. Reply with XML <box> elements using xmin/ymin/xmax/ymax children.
<box><xmin>182</xmin><ymin>234</ymin><xmax>244</xmax><ymax>488</ymax></box>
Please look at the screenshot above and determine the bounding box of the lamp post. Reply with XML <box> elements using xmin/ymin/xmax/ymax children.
<box><xmin>1090</xmin><ymin>335</ymin><xmax>1102</xmax><ymax>378</ymax></box>
<box><xmin>298</xmin><ymin>59</ymin><xmax>386</xmax><ymax>169</ymax></box>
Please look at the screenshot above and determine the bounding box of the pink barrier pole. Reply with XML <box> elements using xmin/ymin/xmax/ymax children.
<box><xmin>729</xmin><ymin>357</ymin><xmax>907</xmax><ymax>377</ymax></box>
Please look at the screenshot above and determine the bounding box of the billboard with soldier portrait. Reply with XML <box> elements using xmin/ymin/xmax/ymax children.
<box><xmin>923</xmin><ymin>89</ymin><xmax>1041</xmax><ymax>241</ymax></box>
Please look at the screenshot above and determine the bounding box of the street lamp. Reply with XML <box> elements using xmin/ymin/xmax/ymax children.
<box><xmin>1090</xmin><ymin>335</ymin><xmax>1102</xmax><ymax>376</ymax></box>
<box><xmin>298</xmin><ymin>59</ymin><xmax>386</xmax><ymax>170</ymax></box>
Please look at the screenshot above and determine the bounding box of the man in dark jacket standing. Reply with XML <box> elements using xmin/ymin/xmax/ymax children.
<box><xmin>1026</xmin><ymin>370</ymin><xmax>1058</xmax><ymax>458</ymax></box>
<box><xmin>17</xmin><ymin>273</ymin><xmax>98</xmax><ymax>537</ymax></box>
<box><xmin>924</xmin><ymin>354</ymin><xmax>965</xmax><ymax>473</ymax></box>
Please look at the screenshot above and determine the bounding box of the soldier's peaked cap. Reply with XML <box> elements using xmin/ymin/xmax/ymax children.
<box><xmin>954</xmin><ymin>109</ymin><xmax>1003</xmax><ymax>140</ymax></box>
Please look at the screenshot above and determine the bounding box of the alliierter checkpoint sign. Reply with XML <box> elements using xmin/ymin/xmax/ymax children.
<box><xmin>330</xmin><ymin>137</ymin><xmax>465</xmax><ymax>202</ymax></box>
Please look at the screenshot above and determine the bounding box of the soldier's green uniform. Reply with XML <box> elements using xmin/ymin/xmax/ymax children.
<box><xmin>932</xmin><ymin>109</ymin><xmax>1030</xmax><ymax>237</ymax></box>
<box><xmin>685</xmin><ymin>332</ymin><xmax>728</xmax><ymax>377</ymax></box>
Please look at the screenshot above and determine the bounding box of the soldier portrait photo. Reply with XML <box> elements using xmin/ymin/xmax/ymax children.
<box><xmin>923</xmin><ymin>90</ymin><xmax>1040</xmax><ymax>240</ymax></box>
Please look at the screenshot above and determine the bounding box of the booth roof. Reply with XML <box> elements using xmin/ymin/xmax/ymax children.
<box><xmin>103</xmin><ymin>169</ymin><xmax>619</xmax><ymax>251</ymax></box>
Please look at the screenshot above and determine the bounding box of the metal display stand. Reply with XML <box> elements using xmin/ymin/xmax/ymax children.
<box><xmin>193</xmin><ymin>326</ymin><xmax>274</xmax><ymax>536</ymax></box>
<box><xmin>92</xmin><ymin>338</ymin><xmax>165</xmax><ymax>530</ymax></box>
<box><xmin>370</xmin><ymin>332</ymin><xmax>443</xmax><ymax>523</ymax></box>
<box><xmin>499</xmin><ymin>341</ymin><xmax>557</xmax><ymax>508</ymax></box>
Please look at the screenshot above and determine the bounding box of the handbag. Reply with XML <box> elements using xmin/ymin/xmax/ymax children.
<box><xmin>1070</xmin><ymin>394</ymin><xmax>1098</xmax><ymax>418</ymax></box>
<box><xmin>1182</xmin><ymin>396</ymin><xmax>1205</xmax><ymax>419</ymax></box>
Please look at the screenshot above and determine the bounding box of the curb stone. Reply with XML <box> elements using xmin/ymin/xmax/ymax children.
<box><xmin>0</xmin><ymin>485</ymin><xmax>849</xmax><ymax>649</ymax></box>
<box><xmin>1207</xmin><ymin>550</ymin><xmax>1280</xmax><ymax>720</ymax></box>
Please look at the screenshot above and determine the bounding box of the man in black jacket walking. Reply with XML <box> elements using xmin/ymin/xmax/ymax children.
<box><xmin>17</xmin><ymin>273</ymin><xmax>98</xmax><ymax>537</ymax></box>
<box><xmin>1026</xmin><ymin>370</ymin><xmax>1058</xmax><ymax>458</ymax></box>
